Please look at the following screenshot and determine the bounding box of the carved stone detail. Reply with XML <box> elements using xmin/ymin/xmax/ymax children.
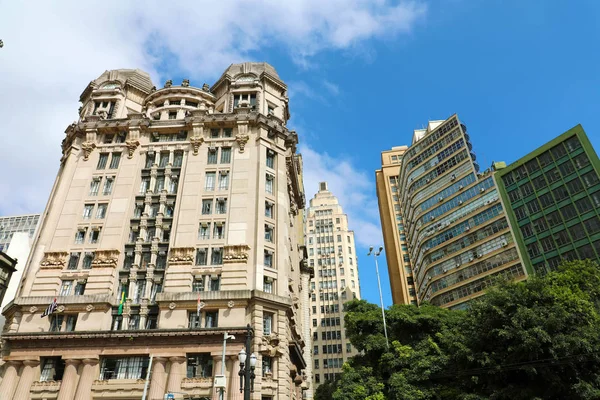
<box><xmin>259</xmin><ymin>334</ymin><xmax>285</xmax><ymax>357</ymax></box>
<box><xmin>92</xmin><ymin>249</ymin><xmax>120</xmax><ymax>268</ymax></box>
<box><xmin>168</xmin><ymin>302</ymin><xmax>177</xmax><ymax>310</ymax></box>
<box><xmin>81</xmin><ymin>142</ymin><xmax>96</xmax><ymax>161</ymax></box>
<box><xmin>86</xmin><ymin>304</ymin><xmax>95</xmax><ymax>312</ymax></box>
<box><xmin>29</xmin><ymin>306</ymin><xmax>38</xmax><ymax>314</ymax></box>
<box><xmin>168</xmin><ymin>247</ymin><xmax>195</xmax><ymax>265</ymax></box>
<box><xmin>223</xmin><ymin>244</ymin><xmax>250</xmax><ymax>264</ymax></box>
<box><xmin>40</xmin><ymin>252</ymin><xmax>69</xmax><ymax>269</ymax></box>
<box><xmin>227</xmin><ymin>300</ymin><xmax>235</xmax><ymax>308</ymax></box>
<box><xmin>125</xmin><ymin>139</ymin><xmax>140</xmax><ymax>159</ymax></box>
<box><xmin>236</xmin><ymin>133</ymin><xmax>249</xmax><ymax>153</ymax></box>
<box><xmin>57</xmin><ymin>305</ymin><xmax>65</xmax><ymax>313</ymax></box>
<box><xmin>190</xmin><ymin>136</ymin><xmax>204</xmax><ymax>156</ymax></box>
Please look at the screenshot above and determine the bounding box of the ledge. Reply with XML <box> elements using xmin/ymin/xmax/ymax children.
<box><xmin>12</xmin><ymin>294</ymin><xmax>112</xmax><ymax>306</ymax></box>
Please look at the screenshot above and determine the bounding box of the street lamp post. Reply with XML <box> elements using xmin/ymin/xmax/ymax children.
<box><xmin>238</xmin><ymin>324</ymin><xmax>257</xmax><ymax>400</ymax></box>
<box><xmin>367</xmin><ymin>246</ymin><xmax>390</xmax><ymax>350</ymax></box>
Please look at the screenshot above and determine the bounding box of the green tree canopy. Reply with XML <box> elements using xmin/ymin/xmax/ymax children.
<box><xmin>320</xmin><ymin>260</ymin><xmax>600</xmax><ymax>400</ymax></box>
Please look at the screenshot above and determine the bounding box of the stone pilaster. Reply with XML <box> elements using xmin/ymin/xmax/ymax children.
<box><xmin>13</xmin><ymin>359</ymin><xmax>39</xmax><ymax>400</ymax></box>
<box><xmin>148</xmin><ymin>357</ymin><xmax>168</xmax><ymax>400</ymax></box>
<box><xmin>74</xmin><ymin>358</ymin><xmax>99</xmax><ymax>400</ymax></box>
<box><xmin>57</xmin><ymin>359</ymin><xmax>80</xmax><ymax>400</ymax></box>
<box><xmin>0</xmin><ymin>361</ymin><xmax>21</xmax><ymax>399</ymax></box>
<box><xmin>166</xmin><ymin>356</ymin><xmax>186</xmax><ymax>393</ymax></box>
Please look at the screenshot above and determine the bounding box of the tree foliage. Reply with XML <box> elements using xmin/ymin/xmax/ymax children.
<box><xmin>321</xmin><ymin>260</ymin><xmax>600</xmax><ymax>400</ymax></box>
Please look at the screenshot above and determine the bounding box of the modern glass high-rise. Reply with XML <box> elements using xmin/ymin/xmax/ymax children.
<box><xmin>305</xmin><ymin>182</ymin><xmax>361</xmax><ymax>389</ymax></box>
<box><xmin>495</xmin><ymin>125</ymin><xmax>600</xmax><ymax>274</ymax></box>
<box><xmin>380</xmin><ymin>114</ymin><xmax>527</xmax><ymax>309</ymax></box>
<box><xmin>0</xmin><ymin>214</ymin><xmax>40</xmax><ymax>253</ymax></box>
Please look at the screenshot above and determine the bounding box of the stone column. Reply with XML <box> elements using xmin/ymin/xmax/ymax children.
<box><xmin>74</xmin><ymin>358</ymin><xmax>99</xmax><ymax>400</ymax></box>
<box><xmin>13</xmin><ymin>359</ymin><xmax>39</xmax><ymax>400</ymax></box>
<box><xmin>166</xmin><ymin>356</ymin><xmax>186</xmax><ymax>393</ymax></box>
<box><xmin>148</xmin><ymin>357</ymin><xmax>168</xmax><ymax>400</ymax></box>
<box><xmin>57</xmin><ymin>359</ymin><xmax>80</xmax><ymax>400</ymax></box>
<box><xmin>0</xmin><ymin>361</ymin><xmax>21</xmax><ymax>400</ymax></box>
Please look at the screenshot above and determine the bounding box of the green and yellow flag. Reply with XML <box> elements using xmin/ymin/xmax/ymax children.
<box><xmin>117</xmin><ymin>290</ymin><xmax>126</xmax><ymax>315</ymax></box>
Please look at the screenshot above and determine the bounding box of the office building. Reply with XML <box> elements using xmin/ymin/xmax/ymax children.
<box><xmin>0</xmin><ymin>252</ymin><xmax>17</xmax><ymax>310</ymax></box>
<box><xmin>495</xmin><ymin>124</ymin><xmax>600</xmax><ymax>274</ymax></box>
<box><xmin>0</xmin><ymin>214</ymin><xmax>41</xmax><ymax>310</ymax></box>
<box><xmin>376</xmin><ymin>147</ymin><xmax>417</xmax><ymax>305</ymax></box>
<box><xmin>378</xmin><ymin>115</ymin><xmax>527</xmax><ymax>309</ymax></box>
<box><xmin>0</xmin><ymin>63</ymin><xmax>311</xmax><ymax>400</ymax></box>
<box><xmin>305</xmin><ymin>182</ymin><xmax>360</xmax><ymax>389</ymax></box>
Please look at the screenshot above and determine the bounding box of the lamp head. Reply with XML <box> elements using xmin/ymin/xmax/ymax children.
<box><xmin>238</xmin><ymin>348</ymin><xmax>247</xmax><ymax>364</ymax></box>
<box><xmin>367</xmin><ymin>246</ymin><xmax>374</xmax><ymax>256</ymax></box>
<box><xmin>225</xmin><ymin>334</ymin><xmax>236</xmax><ymax>340</ymax></box>
<box><xmin>249</xmin><ymin>353</ymin><xmax>257</xmax><ymax>367</ymax></box>
<box><xmin>379</xmin><ymin>246</ymin><xmax>383</xmax><ymax>252</ymax></box>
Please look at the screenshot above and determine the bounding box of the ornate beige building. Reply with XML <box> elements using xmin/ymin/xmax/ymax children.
<box><xmin>0</xmin><ymin>63</ymin><xmax>311</xmax><ymax>400</ymax></box>
<box><xmin>305</xmin><ymin>183</ymin><xmax>360</xmax><ymax>392</ymax></box>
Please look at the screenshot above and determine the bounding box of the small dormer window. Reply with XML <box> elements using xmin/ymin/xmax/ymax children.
<box><xmin>101</xmin><ymin>82</ymin><xmax>119</xmax><ymax>90</ymax></box>
<box><xmin>233</xmin><ymin>93</ymin><xmax>256</xmax><ymax>109</ymax></box>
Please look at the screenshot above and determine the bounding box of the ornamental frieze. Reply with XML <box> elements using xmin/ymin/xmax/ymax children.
<box><xmin>168</xmin><ymin>247</ymin><xmax>195</xmax><ymax>265</ymax></box>
<box><xmin>40</xmin><ymin>252</ymin><xmax>69</xmax><ymax>269</ymax></box>
<box><xmin>223</xmin><ymin>244</ymin><xmax>250</xmax><ymax>264</ymax></box>
<box><xmin>92</xmin><ymin>249</ymin><xmax>120</xmax><ymax>268</ymax></box>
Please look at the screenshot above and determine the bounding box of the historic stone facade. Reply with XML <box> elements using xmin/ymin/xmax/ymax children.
<box><xmin>0</xmin><ymin>63</ymin><xmax>310</xmax><ymax>399</ymax></box>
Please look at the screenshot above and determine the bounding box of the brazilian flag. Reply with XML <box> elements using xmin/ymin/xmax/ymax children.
<box><xmin>117</xmin><ymin>290</ymin><xmax>126</xmax><ymax>315</ymax></box>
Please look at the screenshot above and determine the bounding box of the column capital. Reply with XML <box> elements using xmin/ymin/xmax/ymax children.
<box><xmin>152</xmin><ymin>356</ymin><xmax>169</xmax><ymax>364</ymax></box>
<box><xmin>82</xmin><ymin>358</ymin><xmax>100</xmax><ymax>366</ymax></box>
<box><xmin>4</xmin><ymin>360</ymin><xmax>22</xmax><ymax>368</ymax></box>
<box><xmin>22</xmin><ymin>359</ymin><xmax>40</xmax><ymax>367</ymax></box>
<box><xmin>169</xmin><ymin>356</ymin><xmax>187</xmax><ymax>364</ymax></box>
<box><xmin>64</xmin><ymin>359</ymin><xmax>81</xmax><ymax>366</ymax></box>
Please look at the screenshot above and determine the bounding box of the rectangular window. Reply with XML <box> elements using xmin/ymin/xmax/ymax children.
<box><xmin>205</xmin><ymin>172</ymin><xmax>216</xmax><ymax>191</ymax></box>
<box><xmin>560</xmin><ymin>204</ymin><xmax>578</xmax><ymax>221</ymax></box>
<box><xmin>263</xmin><ymin>312</ymin><xmax>274</xmax><ymax>335</ymax></box>
<box><xmin>576</xmin><ymin>197</ymin><xmax>593</xmax><ymax>214</ymax></box>
<box><xmin>109</xmin><ymin>153</ymin><xmax>121</xmax><ymax>169</ymax></box>
<box><xmin>60</xmin><ymin>280</ymin><xmax>73</xmax><ymax>296</ymax></box>
<box><xmin>83</xmin><ymin>204</ymin><xmax>94</xmax><ymax>219</ymax></box>
<box><xmin>213</xmin><ymin>223</ymin><xmax>225</xmax><ymax>239</ymax></box>
<box><xmin>520</xmin><ymin>182</ymin><xmax>534</xmax><ymax>197</ymax></box>
<box><xmin>545</xmin><ymin>168</ymin><xmax>561</xmax><ymax>184</ymax></box>
<box><xmin>582</xmin><ymin>171</ymin><xmax>600</xmax><ymax>188</ymax></box>
<box><xmin>584</xmin><ymin>216</ymin><xmax>600</xmax><ymax>236</ymax></box>
<box><xmin>266</xmin><ymin>150</ymin><xmax>275</xmax><ymax>169</ymax></box>
<box><xmin>220</xmin><ymin>147</ymin><xmax>231</xmax><ymax>164</ymax></box>
<box><xmin>199</xmin><ymin>223</ymin><xmax>210</xmax><ymax>240</ymax></box>
<box><xmin>75</xmin><ymin>229</ymin><xmax>86</xmax><ymax>244</ymax></box>
<box><xmin>210</xmin><ymin>276</ymin><xmax>221</xmax><ymax>291</ymax></box>
<box><xmin>139</xmin><ymin>177</ymin><xmax>150</xmax><ymax>194</ymax></box>
<box><xmin>205</xmin><ymin>311</ymin><xmax>218</xmax><ymax>328</ymax></box>
<box><xmin>265</xmin><ymin>202</ymin><xmax>274</xmax><ymax>219</ymax></box>
<box><xmin>50</xmin><ymin>315</ymin><xmax>64</xmax><ymax>332</ymax></box>
<box><xmin>211</xmin><ymin>247</ymin><xmax>223</xmax><ymax>265</ymax></box>
<box><xmin>214</xmin><ymin>198</ymin><xmax>226</xmax><ymax>214</ymax></box>
<box><xmin>566</xmin><ymin>177</ymin><xmax>584</xmax><ymax>196</ymax></box>
<box><xmin>97</xmin><ymin>153</ymin><xmax>109</xmax><ymax>170</ymax></box>
<box><xmin>188</xmin><ymin>313</ymin><xmax>201</xmax><ymax>328</ymax></box>
<box><xmin>100</xmin><ymin>356</ymin><xmax>149</xmax><ymax>380</ymax></box>
<box><xmin>526</xmin><ymin>199</ymin><xmax>541</xmax><ymax>215</ymax></box>
<box><xmin>266</xmin><ymin>174</ymin><xmax>274</xmax><ymax>194</ymax></box>
<box><xmin>520</xmin><ymin>223</ymin><xmax>533</xmax><ymax>239</ymax></box>
<box><xmin>554</xmin><ymin>230</ymin><xmax>570</xmax><ymax>246</ymax></box>
<box><xmin>90</xmin><ymin>178</ymin><xmax>101</xmax><ymax>196</ymax></box>
<box><xmin>207</xmin><ymin>148</ymin><xmax>218</xmax><ymax>164</ymax></box>
<box><xmin>187</xmin><ymin>354</ymin><xmax>213</xmax><ymax>378</ymax></box>
<box><xmin>169</xmin><ymin>111</ymin><xmax>177</xmax><ymax>120</ymax></box>
<box><xmin>102</xmin><ymin>177</ymin><xmax>114</xmax><ymax>195</ymax></box>
<box><xmin>40</xmin><ymin>357</ymin><xmax>65</xmax><ymax>382</ymax></box>
<box><xmin>218</xmin><ymin>172</ymin><xmax>229</xmax><ymax>190</ymax></box>
<box><xmin>265</xmin><ymin>225</ymin><xmax>274</xmax><ymax>242</ymax></box>
<box><xmin>211</xmin><ymin>129</ymin><xmax>220</xmax><ymax>138</ymax></box>
<box><xmin>67</xmin><ymin>253</ymin><xmax>80</xmax><ymax>270</ymax></box>
<box><xmin>569</xmin><ymin>223</ymin><xmax>586</xmax><ymax>241</ymax></box>
<box><xmin>264</xmin><ymin>250</ymin><xmax>273</xmax><ymax>268</ymax></box>
<box><xmin>173</xmin><ymin>151</ymin><xmax>183</xmax><ymax>167</ymax></box>
<box><xmin>82</xmin><ymin>252</ymin><xmax>94</xmax><ymax>269</ymax></box>
<box><xmin>263</xmin><ymin>277</ymin><xmax>274</xmax><ymax>293</ymax></box>
<box><xmin>202</xmin><ymin>199</ymin><xmax>212</xmax><ymax>215</ymax></box>
<box><xmin>89</xmin><ymin>229</ymin><xmax>100</xmax><ymax>244</ymax></box>
<box><xmin>192</xmin><ymin>277</ymin><xmax>204</xmax><ymax>292</ymax></box>
<box><xmin>262</xmin><ymin>356</ymin><xmax>273</xmax><ymax>376</ymax></box>
<box><xmin>540</xmin><ymin>236</ymin><xmax>556</xmax><ymax>252</ymax></box>
<box><xmin>95</xmin><ymin>203</ymin><xmax>107</xmax><ymax>219</ymax></box>
<box><xmin>74</xmin><ymin>281</ymin><xmax>86</xmax><ymax>295</ymax></box>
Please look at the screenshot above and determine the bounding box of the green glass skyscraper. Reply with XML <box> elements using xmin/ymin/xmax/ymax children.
<box><xmin>495</xmin><ymin>125</ymin><xmax>600</xmax><ymax>275</ymax></box>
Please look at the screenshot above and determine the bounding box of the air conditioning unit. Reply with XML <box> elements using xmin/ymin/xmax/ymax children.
<box><xmin>172</xmin><ymin>174</ymin><xmax>179</xmax><ymax>179</ymax></box>
<box><xmin>152</xmin><ymin>132</ymin><xmax>159</xmax><ymax>139</ymax></box>
<box><xmin>502</xmin><ymin>241</ymin><xmax>508</xmax><ymax>247</ymax></box>
<box><xmin>469</xmin><ymin>257</ymin><xmax>474</xmax><ymax>262</ymax></box>
<box><xmin>465</xmin><ymin>226</ymin><xmax>470</xmax><ymax>231</ymax></box>
<box><xmin>439</xmin><ymin>196</ymin><xmax>444</xmax><ymax>202</ymax></box>
<box><xmin>209</xmin><ymin>145</ymin><xmax>217</xmax><ymax>151</ymax></box>
<box><xmin>442</xmin><ymin>268</ymin><xmax>447</xmax><ymax>273</ymax></box>
<box><xmin>458</xmin><ymin>200</ymin><xmax>463</xmax><ymax>205</ymax></box>
<box><xmin>430</xmin><ymin>215</ymin><xmax>435</xmax><ymax>220</ymax></box>
<box><xmin>221</xmin><ymin>170</ymin><xmax>229</xmax><ymax>175</ymax></box>
<box><xmin>265</xmin><ymin>276</ymin><xmax>274</xmax><ymax>283</ymax></box>
<box><xmin>426</xmin><ymin>178</ymin><xmax>431</xmax><ymax>183</ymax></box>
<box><xmin>428</xmin><ymin>276</ymin><xmax>432</xmax><ymax>280</ymax></box>
<box><xmin>217</xmin><ymin>197</ymin><xmax>225</xmax><ymax>202</ymax></box>
<box><xmin>480</xmin><ymin>187</ymin><xmax>486</xmax><ymax>193</ymax></box>
<box><xmin>211</xmin><ymin>274</ymin><xmax>220</xmax><ymax>280</ymax></box>
<box><xmin>459</xmin><ymin>185</ymin><xmax>464</xmax><ymax>190</ymax></box>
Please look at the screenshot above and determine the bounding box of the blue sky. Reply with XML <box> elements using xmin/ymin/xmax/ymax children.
<box><xmin>1</xmin><ymin>0</ymin><xmax>599</xmax><ymax>307</ymax></box>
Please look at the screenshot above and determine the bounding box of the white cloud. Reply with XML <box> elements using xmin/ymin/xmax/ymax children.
<box><xmin>299</xmin><ymin>144</ymin><xmax>382</xmax><ymax>248</ymax></box>
<box><xmin>323</xmin><ymin>80</ymin><xmax>340</xmax><ymax>96</ymax></box>
<box><xmin>0</xmin><ymin>0</ymin><xmax>425</xmax><ymax>215</ymax></box>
